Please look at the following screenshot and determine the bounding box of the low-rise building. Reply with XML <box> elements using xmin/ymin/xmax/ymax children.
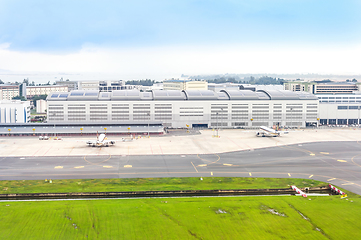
<box><xmin>0</xmin><ymin>84</ymin><xmax>20</xmax><ymax>100</ymax></box>
<box><xmin>0</xmin><ymin>100</ymin><xmax>31</xmax><ymax>123</ymax></box>
<box><xmin>36</xmin><ymin>99</ymin><xmax>47</xmax><ymax>114</ymax></box>
<box><xmin>26</xmin><ymin>85</ymin><xmax>68</xmax><ymax>98</ymax></box>
<box><xmin>163</xmin><ymin>79</ymin><xmax>208</xmax><ymax>90</ymax></box>
<box><xmin>46</xmin><ymin>89</ymin><xmax>319</xmax><ymax>128</ymax></box>
<box><xmin>284</xmin><ymin>81</ymin><xmax>360</xmax><ymax>94</ymax></box>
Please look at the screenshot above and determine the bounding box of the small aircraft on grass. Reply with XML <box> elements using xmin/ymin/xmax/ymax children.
<box><xmin>86</xmin><ymin>131</ymin><xmax>116</xmax><ymax>147</ymax></box>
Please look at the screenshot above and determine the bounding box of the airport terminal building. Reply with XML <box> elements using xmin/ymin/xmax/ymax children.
<box><xmin>46</xmin><ymin>90</ymin><xmax>319</xmax><ymax>128</ymax></box>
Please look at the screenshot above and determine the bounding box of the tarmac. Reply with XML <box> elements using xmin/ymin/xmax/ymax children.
<box><xmin>1</xmin><ymin>128</ymin><xmax>361</xmax><ymax>157</ymax></box>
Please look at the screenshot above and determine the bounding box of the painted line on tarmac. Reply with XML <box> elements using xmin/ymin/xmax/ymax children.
<box><xmin>103</xmin><ymin>166</ymin><xmax>113</xmax><ymax>168</ymax></box>
<box><xmin>223</xmin><ymin>163</ymin><xmax>233</xmax><ymax>166</ymax></box>
<box><xmin>309</xmin><ymin>175</ymin><xmax>313</xmax><ymax>178</ymax></box>
<box><xmin>320</xmin><ymin>152</ymin><xmax>329</xmax><ymax>155</ymax></box>
<box><xmin>249</xmin><ymin>172</ymin><xmax>252</xmax><ymax>176</ymax></box>
<box><xmin>191</xmin><ymin>162</ymin><xmax>198</xmax><ymax>173</ymax></box>
<box><xmin>74</xmin><ymin>166</ymin><xmax>84</xmax><ymax>169</ymax></box>
<box><xmin>54</xmin><ymin>166</ymin><xmax>63</xmax><ymax>169</ymax></box>
<box><xmin>124</xmin><ymin>165</ymin><xmax>132</xmax><ymax>168</ymax></box>
<box><xmin>211</xmin><ymin>172</ymin><xmax>213</xmax><ymax>176</ymax></box>
<box><xmin>310</xmin><ymin>153</ymin><xmax>315</xmax><ymax>156</ymax></box>
<box><xmin>341</xmin><ymin>182</ymin><xmax>354</xmax><ymax>185</ymax></box>
<box><xmin>198</xmin><ymin>164</ymin><xmax>207</xmax><ymax>167</ymax></box>
<box><xmin>337</xmin><ymin>160</ymin><xmax>347</xmax><ymax>162</ymax></box>
<box><xmin>351</xmin><ymin>153</ymin><xmax>361</xmax><ymax>168</ymax></box>
<box><xmin>288</xmin><ymin>173</ymin><xmax>291</xmax><ymax>177</ymax></box>
<box><xmin>327</xmin><ymin>178</ymin><xmax>336</xmax><ymax>181</ymax></box>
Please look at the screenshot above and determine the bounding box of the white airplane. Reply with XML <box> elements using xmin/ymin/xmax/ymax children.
<box><xmin>86</xmin><ymin>132</ymin><xmax>116</xmax><ymax>147</ymax></box>
<box><xmin>256</xmin><ymin>126</ymin><xmax>288</xmax><ymax>137</ymax></box>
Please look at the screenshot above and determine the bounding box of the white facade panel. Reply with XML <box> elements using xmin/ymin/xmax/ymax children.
<box><xmin>0</xmin><ymin>100</ymin><xmax>31</xmax><ymax>123</ymax></box>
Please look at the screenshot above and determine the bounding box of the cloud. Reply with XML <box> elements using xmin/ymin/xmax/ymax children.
<box><xmin>0</xmin><ymin>0</ymin><xmax>360</xmax><ymax>52</ymax></box>
<box><xmin>1</xmin><ymin>43</ymin><xmax>360</xmax><ymax>77</ymax></box>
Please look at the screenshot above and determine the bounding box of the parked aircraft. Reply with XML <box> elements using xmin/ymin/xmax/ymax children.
<box><xmin>86</xmin><ymin>132</ymin><xmax>116</xmax><ymax>147</ymax></box>
<box><xmin>256</xmin><ymin>126</ymin><xmax>288</xmax><ymax>137</ymax></box>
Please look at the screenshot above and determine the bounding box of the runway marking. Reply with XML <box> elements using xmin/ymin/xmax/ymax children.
<box><xmin>191</xmin><ymin>162</ymin><xmax>198</xmax><ymax>173</ymax></box>
<box><xmin>310</xmin><ymin>153</ymin><xmax>315</xmax><ymax>156</ymax></box>
<box><xmin>309</xmin><ymin>175</ymin><xmax>313</xmax><ymax>178</ymax></box>
<box><xmin>249</xmin><ymin>172</ymin><xmax>252</xmax><ymax>176</ymax></box>
<box><xmin>351</xmin><ymin>153</ymin><xmax>361</xmax><ymax>168</ymax></box>
<box><xmin>341</xmin><ymin>182</ymin><xmax>354</xmax><ymax>185</ymax></box>
<box><xmin>103</xmin><ymin>166</ymin><xmax>113</xmax><ymax>168</ymax></box>
<box><xmin>74</xmin><ymin>166</ymin><xmax>84</xmax><ymax>169</ymax></box>
<box><xmin>124</xmin><ymin>165</ymin><xmax>132</xmax><ymax>168</ymax></box>
<box><xmin>54</xmin><ymin>166</ymin><xmax>63</xmax><ymax>169</ymax></box>
<box><xmin>320</xmin><ymin>152</ymin><xmax>329</xmax><ymax>155</ymax></box>
<box><xmin>83</xmin><ymin>153</ymin><xmax>112</xmax><ymax>166</ymax></box>
<box><xmin>20</xmin><ymin>158</ymin><xmax>25</xmax><ymax>159</ymax></box>
<box><xmin>288</xmin><ymin>173</ymin><xmax>291</xmax><ymax>177</ymax></box>
<box><xmin>198</xmin><ymin>164</ymin><xmax>207</xmax><ymax>167</ymax></box>
<box><xmin>159</xmin><ymin>145</ymin><xmax>164</xmax><ymax>155</ymax></box>
<box><xmin>211</xmin><ymin>172</ymin><xmax>213</xmax><ymax>176</ymax></box>
<box><xmin>337</xmin><ymin>160</ymin><xmax>347</xmax><ymax>162</ymax></box>
<box><xmin>223</xmin><ymin>163</ymin><xmax>233</xmax><ymax>166</ymax></box>
<box><xmin>327</xmin><ymin>178</ymin><xmax>336</xmax><ymax>181</ymax></box>
<box><xmin>197</xmin><ymin>153</ymin><xmax>221</xmax><ymax>165</ymax></box>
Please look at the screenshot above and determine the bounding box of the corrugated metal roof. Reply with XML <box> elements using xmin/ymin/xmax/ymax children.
<box><xmin>47</xmin><ymin>89</ymin><xmax>318</xmax><ymax>101</ymax></box>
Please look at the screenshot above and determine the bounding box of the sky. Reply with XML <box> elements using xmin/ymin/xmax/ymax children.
<box><xmin>0</xmin><ymin>0</ymin><xmax>361</xmax><ymax>81</ymax></box>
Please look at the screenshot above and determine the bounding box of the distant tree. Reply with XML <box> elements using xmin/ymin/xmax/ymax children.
<box><xmin>12</xmin><ymin>96</ymin><xmax>27</xmax><ymax>101</ymax></box>
<box><xmin>346</xmin><ymin>79</ymin><xmax>350</xmax><ymax>82</ymax></box>
<box><xmin>126</xmin><ymin>79</ymin><xmax>155</xmax><ymax>86</ymax></box>
<box><xmin>32</xmin><ymin>95</ymin><xmax>47</xmax><ymax>107</ymax></box>
<box><xmin>352</xmin><ymin>79</ymin><xmax>357</xmax><ymax>82</ymax></box>
<box><xmin>0</xmin><ymin>79</ymin><xmax>4</xmax><ymax>84</ymax></box>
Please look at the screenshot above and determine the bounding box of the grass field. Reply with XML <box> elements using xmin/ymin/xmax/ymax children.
<box><xmin>0</xmin><ymin>177</ymin><xmax>326</xmax><ymax>194</ymax></box>
<box><xmin>1</xmin><ymin>177</ymin><xmax>358</xmax><ymax>239</ymax></box>
<box><xmin>1</xmin><ymin>195</ymin><xmax>360</xmax><ymax>239</ymax></box>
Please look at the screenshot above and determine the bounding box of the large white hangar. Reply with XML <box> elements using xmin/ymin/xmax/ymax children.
<box><xmin>46</xmin><ymin>89</ymin><xmax>319</xmax><ymax>128</ymax></box>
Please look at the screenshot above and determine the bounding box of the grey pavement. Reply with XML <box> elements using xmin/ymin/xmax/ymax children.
<box><xmin>1</xmin><ymin>129</ymin><xmax>361</xmax><ymax>195</ymax></box>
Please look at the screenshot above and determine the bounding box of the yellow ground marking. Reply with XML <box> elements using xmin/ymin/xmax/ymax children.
<box><xmin>211</xmin><ymin>172</ymin><xmax>213</xmax><ymax>175</ymax></box>
<box><xmin>288</xmin><ymin>173</ymin><xmax>291</xmax><ymax>177</ymax></box>
<box><xmin>320</xmin><ymin>152</ymin><xmax>329</xmax><ymax>154</ymax></box>
<box><xmin>198</xmin><ymin>164</ymin><xmax>207</xmax><ymax>167</ymax></box>
<box><xmin>249</xmin><ymin>172</ymin><xmax>252</xmax><ymax>176</ymax></box>
<box><xmin>351</xmin><ymin>152</ymin><xmax>361</xmax><ymax>168</ymax></box>
<box><xmin>223</xmin><ymin>163</ymin><xmax>233</xmax><ymax>166</ymax></box>
<box><xmin>341</xmin><ymin>182</ymin><xmax>354</xmax><ymax>185</ymax></box>
<box><xmin>309</xmin><ymin>175</ymin><xmax>313</xmax><ymax>178</ymax></box>
<box><xmin>54</xmin><ymin>166</ymin><xmax>63</xmax><ymax>169</ymax></box>
<box><xmin>310</xmin><ymin>153</ymin><xmax>315</xmax><ymax>156</ymax></box>
<box><xmin>83</xmin><ymin>153</ymin><xmax>112</xmax><ymax>166</ymax></box>
<box><xmin>74</xmin><ymin>166</ymin><xmax>84</xmax><ymax>169</ymax></box>
<box><xmin>327</xmin><ymin>178</ymin><xmax>336</xmax><ymax>181</ymax></box>
<box><xmin>196</xmin><ymin>153</ymin><xmax>221</xmax><ymax>165</ymax></box>
<box><xmin>337</xmin><ymin>160</ymin><xmax>347</xmax><ymax>162</ymax></box>
<box><xmin>103</xmin><ymin>166</ymin><xmax>113</xmax><ymax>168</ymax></box>
<box><xmin>124</xmin><ymin>165</ymin><xmax>132</xmax><ymax>168</ymax></box>
<box><xmin>191</xmin><ymin>162</ymin><xmax>198</xmax><ymax>173</ymax></box>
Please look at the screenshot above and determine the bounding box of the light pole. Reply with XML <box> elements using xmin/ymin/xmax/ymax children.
<box><xmin>147</xmin><ymin>112</ymin><xmax>150</xmax><ymax>138</ymax></box>
<box><xmin>216</xmin><ymin>112</ymin><xmax>219</xmax><ymax>137</ymax></box>
<box><xmin>220</xmin><ymin>108</ymin><xmax>223</xmax><ymax>131</ymax></box>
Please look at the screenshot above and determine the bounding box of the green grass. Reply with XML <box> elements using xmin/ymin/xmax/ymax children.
<box><xmin>0</xmin><ymin>177</ymin><xmax>326</xmax><ymax>194</ymax></box>
<box><xmin>1</xmin><ymin>195</ymin><xmax>361</xmax><ymax>239</ymax></box>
